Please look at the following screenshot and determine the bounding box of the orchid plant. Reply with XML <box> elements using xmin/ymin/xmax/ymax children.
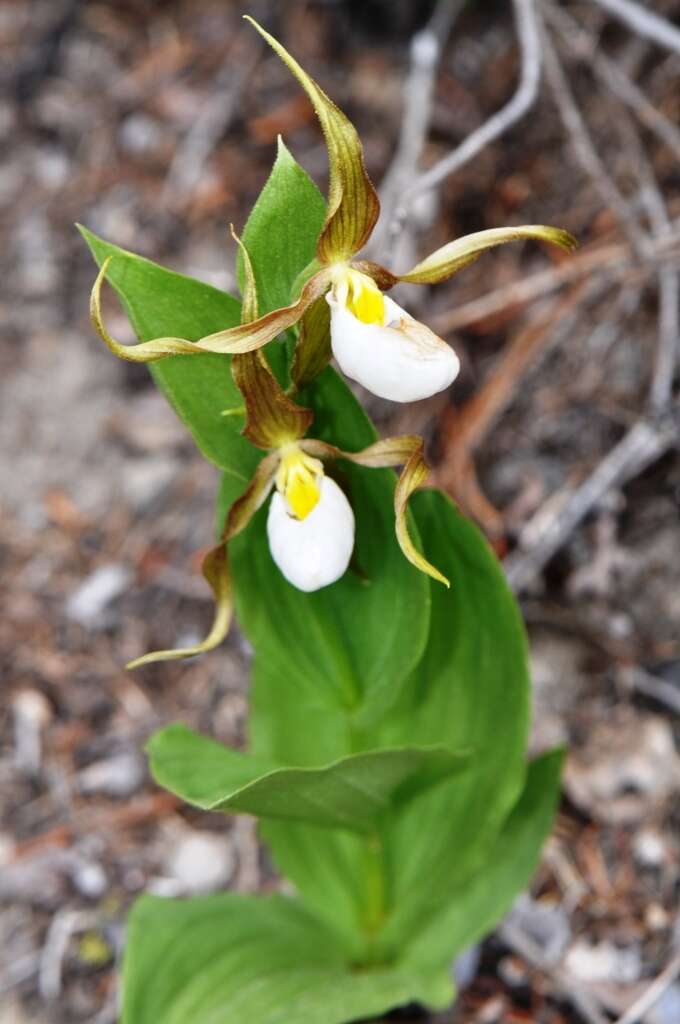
<box><xmin>82</xmin><ymin>18</ymin><xmax>574</xmax><ymax>1024</ymax></box>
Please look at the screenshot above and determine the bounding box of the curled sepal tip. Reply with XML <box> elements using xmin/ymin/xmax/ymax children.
<box><xmin>90</xmin><ymin>257</ymin><xmax>202</xmax><ymax>362</ymax></box>
<box><xmin>394</xmin><ymin>446</ymin><xmax>450</xmax><ymax>589</ymax></box>
<box><xmin>301</xmin><ymin>435</ymin><xmax>450</xmax><ymax>587</ymax></box>
<box><xmin>91</xmin><ymin>256</ymin><xmax>333</xmax><ymax>362</ymax></box>
<box><xmin>399</xmin><ymin>225</ymin><xmax>578</xmax><ymax>286</ymax></box>
<box><xmin>126</xmin><ymin>545</ymin><xmax>232</xmax><ymax>669</ymax></box>
<box><xmin>245</xmin><ymin>16</ymin><xmax>379</xmax><ymax>263</ymax></box>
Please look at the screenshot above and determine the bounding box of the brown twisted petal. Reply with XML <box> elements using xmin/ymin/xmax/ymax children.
<box><xmin>126</xmin><ymin>453</ymin><xmax>281</xmax><ymax>669</ymax></box>
<box><xmin>233</xmin><ymin>350</ymin><xmax>314</xmax><ymax>449</ymax></box>
<box><xmin>245</xmin><ymin>17</ymin><xmax>380</xmax><ymax>265</ymax></box>
<box><xmin>398</xmin><ymin>226</ymin><xmax>578</xmax><ymax>285</ymax></box>
<box><xmin>291</xmin><ymin>296</ymin><xmax>332</xmax><ymax>391</ymax></box>
<box><xmin>230</xmin><ymin>226</ymin><xmax>314</xmax><ymax>448</ymax></box>
<box><xmin>300</xmin><ymin>436</ymin><xmax>449</xmax><ymax>587</ymax></box>
<box><xmin>349</xmin><ymin>260</ymin><xmax>398</xmax><ymax>291</ymax></box>
<box><xmin>223</xmin><ymin>451</ymin><xmax>281</xmax><ymax>543</ymax></box>
<box><xmin>90</xmin><ymin>257</ymin><xmax>333</xmax><ymax>362</ymax></box>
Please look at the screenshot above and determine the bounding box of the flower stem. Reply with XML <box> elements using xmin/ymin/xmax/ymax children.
<box><xmin>361</xmin><ymin>830</ymin><xmax>388</xmax><ymax>963</ymax></box>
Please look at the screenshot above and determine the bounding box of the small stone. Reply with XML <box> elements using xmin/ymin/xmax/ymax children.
<box><xmin>70</xmin><ymin>859</ymin><xmax>108</xmax><ymax>899</ymax></box>
<box><xmin>505</xmin><ymin>895</ymin><xmax>571</xmax><ymax>966</ymax></box>
<box><xmin>633</xmin><ymin>829</ymin><xmax>667</xmax><ymax>868</ymax></box>
<box><xmin>498</xmin><ymin>954</ymin><xmax>529</xmax><ymax>988</ymax></box>
<box><xmin>79</xmin><ymin>751</ymin><xmax>145</xmax><ymax>798</ymax></box>
<box><xmin>66</xmin><ymin>564</ymin><xmax>132</xmax><ymax>628</ymax></box>
<box><xmin>565</xmin><ymin>940</ymin><xmax>641</xmax><ymax>985</ymax></box>
<box><xmin>164</xmin><ymin>829</ymin><xmax>234</xmax><ymax>894</ymax></box>
<box><xmin>121</xmin><ymin>456</ymin><xmax>177</xmax><ymax>512</ymax></box>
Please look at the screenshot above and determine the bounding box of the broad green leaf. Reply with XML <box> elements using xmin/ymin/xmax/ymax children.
<box><xmin>402</xmin><ymin>749</ymin><xmax>564</xmax><ymax>969</ymax></box>
<box><xmin>79</xmin><ymin>226</ymin><xmax>259</xmax><ymax>485</ymax></box>
<box><xmin>148</xmin><ymin>723</ymin><xmax>470</xmax><ymax>834</ymax></box>
<box><xmin>238</xmin><ymin>137</ymin><xmax>327</xmax><ymax>316</ymax></box>
<box><xmin>373</xmin><ymin>489</ymin><xmax>531</xmax><ymax>959</ymax></box>
<box><xmin>122</xmin><ymin>892</ymin><xmax>453</xmax><ymax>1024</ymax></box>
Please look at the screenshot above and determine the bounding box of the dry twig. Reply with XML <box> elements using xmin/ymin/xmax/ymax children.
<box><xmin>612</xmin><ymin>950</ymin><xmax>680</xmax><ymax>1024</ymax></box>
<box><xmin>504</xmin><ymin>417</ymin><xmax>678</xmax><ymax>592</ymax></box>
<box><xmin>545</xmin><ymin>3</ymin><xmax>680</xmax><ymax>163</ymax></box>
<box><xmin>389</xmin><ymin>0</ymin><xmax>542</xmax><ymax>244</ymax></box>
<box><xmin>162</xmin><ymin>35</ymin><xmax>260</xmax><ymax>205</ymax></box>
<box><xmin>432</xmin><ymin>280</ymin><xmax>601</xmax><ymax>535</ymax></box>
<box><xmin>373</xmin><ymin>0</ymin><xmax>465</xmax><ymax>260</ymax></box>
<box><xmin>499</xmin><ymin>920</ymin><xmax>610</xmax><ymax>1024</ymax></box>
<box><xmin>540</xmin><ymin>20</ymin><xmax>649</xmax><ymax>257</ymax></box>
<box><xmin>590</xmin><ymin>0</ymin><xmax>680</xmax><ymax>58</ymax></box>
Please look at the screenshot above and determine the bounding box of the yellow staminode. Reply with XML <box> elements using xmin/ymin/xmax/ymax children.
<box><xmin>276</xmin><ymin>446</ymin><xmax>324</xmax><ymax>520</ymax></box>
<box><xmin>345</xmin><ymin>269</ymin><xmax>385</xmax><ymax>325</ymax></box>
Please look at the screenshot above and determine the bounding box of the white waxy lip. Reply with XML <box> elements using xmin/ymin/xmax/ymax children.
<box><xmin>327</xmin><ymin>292</ymin><xmax>460</xmax><ymax>403</ymax></box>
<box><xmin>266</xmin><ymin>476</ymin><xmax>355</xmax><ymax>592</ymax></box>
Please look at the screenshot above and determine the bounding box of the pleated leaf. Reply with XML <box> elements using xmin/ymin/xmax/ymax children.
<box><xmin>148</xmin><ymin>723</ymin><xmax>470</xmax><ymax>833</ymax></box>
<box><xmin>122</xmin><ymin>892</ymin><xmax>453</xmax><ymax>1024</ymax></box>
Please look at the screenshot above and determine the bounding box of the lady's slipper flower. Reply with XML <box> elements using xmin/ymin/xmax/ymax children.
<box><xmin>88</xmin><ymin>19</ymin><xmax>577</xmax><ymax>407</ymax></box>
<box><xmin>268</xmin><ymin>446</ymin><xmax>355</xmax><ymax>592</ymax></box>
<box><xmin>125</xmin><ymin>235</ymin><xmax>444</xmax><ymax>669</ymax></box>
<box><xmin>327</xmin><ymin>269</ymin><xmax>460</xmax><ymax>402</ymax></box>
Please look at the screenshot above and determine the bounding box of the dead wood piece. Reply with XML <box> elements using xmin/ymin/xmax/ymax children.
<box><xmin>373</xmin><ymin>0</ymin><xmax>466</xmax><ymax>260</ymax></box>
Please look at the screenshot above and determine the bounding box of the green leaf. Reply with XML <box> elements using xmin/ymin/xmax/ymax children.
<box><xmin>371</xmin><ymin>489</ymin><xmax>532</xmax><ymax>959</ymax></box>
<box><xmin>401</xmin><ymin>749</ymin><xmax>564</xmax><ymax>969</ymax></box>
<box><xmin>148</xmin><ymin>723</ymin><xmax>470</xmax><ymax>834</ymax></box>
<box><xmin>238</xmin><ymin>137</ymin><xmax>327</xmax><ymax>316</ymax></box>
<box><xmin>79</xmin><ymin>226</ymin><xmax>259</xmax><ymax>485</ymax></box>
<box><xmin>122</xmin><ymin>892</ymin><xmax>453</xmax><ymax>1024</ymax></box>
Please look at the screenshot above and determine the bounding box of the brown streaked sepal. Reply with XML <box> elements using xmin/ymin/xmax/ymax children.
<box><xmin>245</xmin><ymin>17</ymin><xmax>380</xmax><ymax>264</ymax></box>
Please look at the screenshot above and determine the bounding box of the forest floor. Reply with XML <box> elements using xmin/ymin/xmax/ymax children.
<box><xmin>1</xmin><ymin>1</ymin><xmax>679</xmax><ymax>1021</ymax></box>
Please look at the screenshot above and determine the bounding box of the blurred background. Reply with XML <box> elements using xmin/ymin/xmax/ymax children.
<box><xmin>1</xmin><ymin>0</ymin><xmax>679</xmax><ymax>1021</ymax></box>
